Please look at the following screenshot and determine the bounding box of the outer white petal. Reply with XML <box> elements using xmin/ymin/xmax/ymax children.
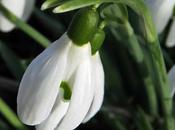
<box><xmin>83</xmin><ymin>52</ymin><xmax>104</xmax><ymax>123</ymax></box>
<box><xmin>36</xmin><ymin>89</ymin><xmax>69</xmax><ymax>130</ymax></box>
<box><xmin>166</xmin><ymin>20</ymin><xmax>175</xmax><ymax>47</ymax></box>
<box><xmin>17</xmin><ymin>33</ymin><xmax>71</xmax><ymax>125</ymax></box>
<box><xmin>168</xmin><ymin>65</ymin><xmax>175</xmax><ymax>97</ymax></box>
<box><xmin>0</xmin><ymin>0</ymin><xmax>34</xmax><ymax>32</ymax></box>
<box><xmin>145</xmin><ymin>0</ymin><xmax>175</xmax><ymax>33</ymax></box>
<box><xmin>56</xmin><ymin>59</ymin><xmax>94</xmax><ymax>130</ymax></box>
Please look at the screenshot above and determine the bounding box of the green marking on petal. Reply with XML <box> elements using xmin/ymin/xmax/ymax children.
<box><xmin>60</xmin><ymin>81</ymin><xmax>72</xmax><ymax>100</ymax></box>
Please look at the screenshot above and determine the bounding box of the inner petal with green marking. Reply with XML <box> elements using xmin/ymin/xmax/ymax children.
<box><xmin>60</xmin><ymin>81</ymin><xmax>72</xmax><ymax>101</ymax></box>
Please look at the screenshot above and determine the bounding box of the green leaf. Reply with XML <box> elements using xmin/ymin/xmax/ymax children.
<box><xmin>53</xmin><ymin>0</ymin><xmax>114</xmax><ymax>13</ymax></box>
<box><xmin>135</xmin><ymin>108</ymin><xmax>153</xmax><ymax>130</ymax></box>
<box><xmin>0</xmin><ymin>41</ymin><xmax>25</xmax><ymax>80</ymax></box>
<box><xmin>0</xmin><ymin>98</ymin><xmax>28</xmax><ymax>130</ymax></box>
<box><xmin>41</xmin><ymin>0</ymin><xmax>66</xmax><ymax>10</ymax></box>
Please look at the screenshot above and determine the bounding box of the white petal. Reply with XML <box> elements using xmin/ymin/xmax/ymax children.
<box><xmin>0</xmin><ymin>0</ymin><xmax>29</xmax><ymax>32</ymax></box>
<box><xmin>168</xmin><ymin>65</ymin><xmax>175</xmax><ymax>97</ymax></box>
<box><xmin>36</xmin><ymin>89</ymin><xmax>69</xmax><ymax>130</ymax></box>
<box><xmin>166</xmin><ymin>20</ymin><xmax>175</xmax><ymax>47</ymax></box>
<box><xmin>56</xmin><ymin>59</ymin><xmax>94</xmax><ymax>130</ymax></box>
<box><xmin>17</xmin><ymin>33</ymin><xmax>71</xmax><ymax>125</ymax></box>
<box><xmin>22</xmin><ymin>0</ymin><xmax>35</xmax><ymax>21</ymax></box>
<box><xmin>83</xmin><ymin>52</ymin><xmax>104</xmax><ymax>123</ymax></box>
<box><xmin>145</xmin><ymin>0</ymin><xmax>175</xmax><ymax>33</ymax></box>
<box><xmin>64</xmin><ymin>43</ymin><xmax>91</xmax><ymax>79</ymax></box>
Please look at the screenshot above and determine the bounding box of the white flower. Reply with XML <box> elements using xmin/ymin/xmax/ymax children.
<box><xmin>145</xmin><ymin>0</ymin><xmax>175</xmax><ymax>47</ymax></box>
<box><xmin>17</xmin><ymin>33</ymin><xmax>104</xmax><ymax>130</ymax></box>
<box><xmin>145</xmin><ymin>0</ymin><xmax>175</xmax><ymax>34</ymax></box>
<box><xmin>0</xmin><ymin>0</ymin><xmax>35</xmax><ymax>32</ymax></box>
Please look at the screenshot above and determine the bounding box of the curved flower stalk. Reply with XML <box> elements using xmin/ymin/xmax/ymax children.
<box><xmin>0</xmin><ymin>0</ymin><xmax>35</xmax><ymax>32</ymax></box>
<box><xmin>17</xmin><ymin>33</ymin><xmax>104</xmax><ymax>130</ymax></box>
<box><xmin>145</xmin><ymin>0</ymin><xmax>175</xmax><ymax>47</ymax></box>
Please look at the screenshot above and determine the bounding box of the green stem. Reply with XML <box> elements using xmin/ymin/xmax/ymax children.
<box><xmin>0</xmin><ymin>3</ymin><xmax>50</xmax><ymax>48</ymax></box>
<box><xmin>111</xmin><ymin>28</ymin><xmax>140</xmax><ymax>98</ymax></box>
<box><xmin>123</xmin><ymin>0</ymin><xmax>174</xmax><ymax>129</ymax></box>
<box><xmin>100</xmin><ymin>49</ymin><xmax>127</xmax><ymax>102</ymax></box>
<box><xmin>136</xmin><ymin>1</ymin><xmax>174</xmax><ymax>129</ymax></box>
<box><xmin>0</xmin><ymin>98</ymin><xmax>28</xmax><ymax>130</ymax></box>
<box><xmin>135</xmin><ymin>107</ymin><xmax>154</xmax><ymax>130</ymax></box>
<box><xmin>147</xmin><ymin>42</ymin><xmax>174</xmax><ymax>130</ymax></box>
<box><xmin>111</xmin><ymin>21</ymin><xmax>158</xmax><ymax>116</ymax></box>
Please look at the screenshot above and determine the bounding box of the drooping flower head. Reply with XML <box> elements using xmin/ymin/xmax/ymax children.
<box><xmin>0</xmin><ymin>0</ymin><xmax>35</xmax><ymax>32</ymax></box>
<box><xmin>17</xmin><ymin>7</ymin><xmax>105</xmax><ymax>130</ymax></box>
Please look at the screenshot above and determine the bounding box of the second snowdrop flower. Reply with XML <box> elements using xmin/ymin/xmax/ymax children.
<box><xmin>145</xmin><ymin>0</ymin><xmax>175</xmax><ymax>47</ymax></box>
<box><xmin>145</xmin><ymin>0</ymin><xmax>175</xmax><ymax>33</ymax></box>
<box><xmin>17</xmin><ymin>7</ymin><xmax>105</xmax><ymax>130</ymax></box>
<box><xmin>0</xmin><ymin>0</ymin><xmax>35</xmax><ymax>32</ymax></box>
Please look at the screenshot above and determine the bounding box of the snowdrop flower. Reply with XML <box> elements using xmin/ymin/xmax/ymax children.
<box><xmin>145</xmin><ymin>0</ymin><xmax>175</xmax><ymax>34</ymax></box>
<box><xmin>0</xmin><ymin>0</ymin><xmax>35</xmax><ymax>32</ymax></box>
<box><xmin>145</xmin><ymin>0</ymin><xmax>175</xmax><ymax>47</ymax></box>
<box><xmin>17</xmin><ymin>8</ymin><xmax>105</xmax><ymax>130</ymax></box>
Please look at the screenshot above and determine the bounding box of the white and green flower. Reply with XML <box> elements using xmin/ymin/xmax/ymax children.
<box><xmin>0</xmin><ymin>0</ymin><xmax>34</xmax><ymax>32</ymax></box>
<box><xmin>17</xmin><ymin>33</ymin><xmax>104</xmax><ymax>130</ymax></box>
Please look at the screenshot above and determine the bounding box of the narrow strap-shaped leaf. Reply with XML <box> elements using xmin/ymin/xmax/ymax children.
<box><xmin>41</xmin><ymin>0</ymin><xmax>68</xmax><ymax>10</ymax></box>
<box><xmin>0</xmin><ymin>98</ymin><xmax>28</xmax><ymax>130</ymax></box>
<box><xmin>0</xmin><ymin>41</ymin><xmax>25</xmax><ymax>80</ymax></box>
<box><xmin>53</xmin><ymin>0</ymin><xmax>114</xmax><ymax>13</ymax></box>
